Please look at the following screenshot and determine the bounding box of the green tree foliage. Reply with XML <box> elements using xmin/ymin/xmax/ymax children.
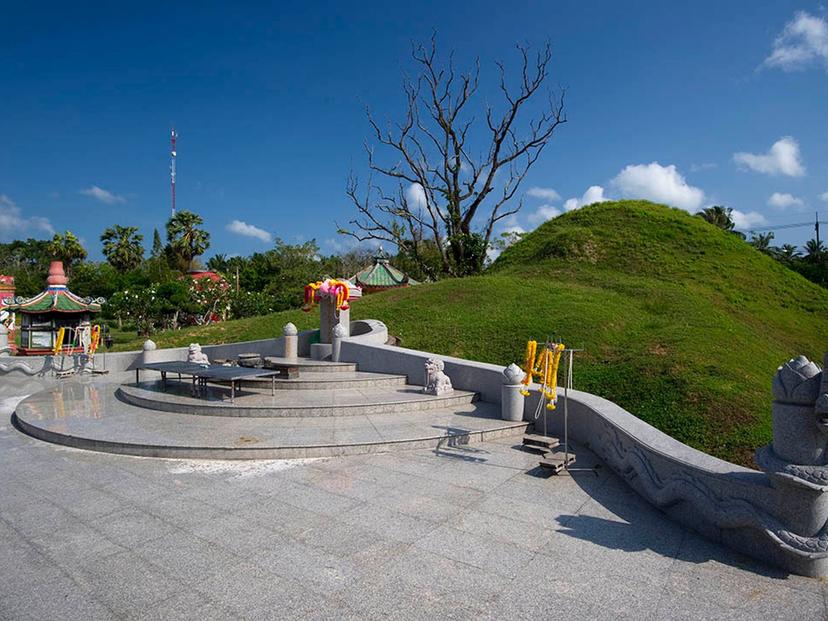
<box><xmin>46</xmin><ymin>231</ymin><xmax>87</xmax><ymax>270</ymax></box>
<box><xmin>101</xmin><ymin>225</ymin><xmax>145</xmax><ymax>271</ymax></box>
<box><xmin>749</xmin><ymin>232</ymin><xmax>775</xmax><ymax>254</ymax></box>
<box><xmin>0</xmin><ymin>239</ymin><xmax>52</xmax><ymax>296</ymax></box>
<box><xmin>696</xmin><ymin>206</ymin><xmax>735</xmax><ymax>232</ymax></box>
<box><xmin>166</xmin><ymin>211</ymin><xmax>210</xmax><ymax>270</ymax></box>
<box><xmin>151</xmin><ymin>228</ymin><xmax>164</xmax><ymax>258</ymax></box>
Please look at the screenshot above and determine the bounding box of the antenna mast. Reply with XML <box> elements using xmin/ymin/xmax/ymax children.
<box><xmin>170</xmin><ymin>128</ymin><xmax>178</xmax><ymax>217</ymax></box>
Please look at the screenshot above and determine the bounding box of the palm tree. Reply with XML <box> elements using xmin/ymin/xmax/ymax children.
<box><xmin>101</xmin><ymin>225</ymin><xmax>144</xmax><ymax>271</ymax></box>
<box><xmin>778</xmin><ymin>244</ymin><xmax>801</xmax><ymax>262</ymax></box>
<box><xmin>749</xmin><ymin>232</ymin><xmax>775</xmax><ymax>254</ymax></box>
<box><xmin>47</xmin><ymin>231</ymin><xmax>87</xmax><ymax>269</ymax></box>
<box><xmin>696</xmin><ymin>206</ymin><xmax>735</xmax><ymax>232</ymax></box>
<box><xmin>166</xmin><ymin>210</ymin><xmax>211</xmax><ymax>271</ymax></box>
<box><xmin>207</xmin><ymin>254</ymin><xmax>228</xmax><ymax>273</ymax></box>
<box><xmin>804</xmin><ymin>238</ymin><xmax>825</xmax><ymax>263</ymax></box>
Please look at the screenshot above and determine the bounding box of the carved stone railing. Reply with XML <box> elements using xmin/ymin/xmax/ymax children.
<box><xmin>530</xmin><ymin>352</ymin><xmax>828</xmax><ymax>577</ymax></box>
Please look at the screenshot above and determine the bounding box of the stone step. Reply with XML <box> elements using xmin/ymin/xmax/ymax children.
<box><xmin>210</xmin><ymin>358</ymin><xmax>359</xmax><ymax>374</ymax></box>
<box><xmin>15</xmin><ymin>384</ymin><xmax>528</xmax><ymax>460</ymax></box>
<box><xmin>231</xmin><ymin>371</ymin><xmax>407</xmax><ymax>391</ymax></box>
<box><xmin>281</xmin><ymin>359</ymin><xmax>358</xmax><ymax>374</ymax></box>
<box><xmin>117</xmin><ymin>383</ymin><xmax>478</xmax><ymax>418</ymax></box>
<box><xmin>539</xmin><ymin>449</ymin><xmax>576</xmax><ymax>474</ymax></box>
<box><xmin>522</xmin><ymin>433</ymin><xmax>560</xmax><ymax>451</ymax></box>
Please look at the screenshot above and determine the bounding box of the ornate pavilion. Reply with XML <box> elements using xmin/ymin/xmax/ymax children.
<box><xmin>2</xmin><ymin>261</ymin><xmax>102</xmax><ymax>355</ymax></box>
<box><xmin>350</xmin><ymin>249</ymin><xmax>419</xmax><ymax>294</ymax></box>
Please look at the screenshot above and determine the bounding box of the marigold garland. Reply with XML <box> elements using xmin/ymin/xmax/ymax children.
<box><xmin>302</xmin><ymin>279</ymin><xmax>351</xmax><ymax>312</ymax></box>
<box><xmin>519</xmin><ymin>340</ymin><xmax>565</xmax><ymax>410</ymax></box>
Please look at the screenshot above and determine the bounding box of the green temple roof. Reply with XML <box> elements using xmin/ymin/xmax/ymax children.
<box><xmin>351</xmin><ymin>250</ymin><xmax>419</xmax><ymax>289</ymax></box>
<box><xmin>3</xmin><ymin>286</ymin><xmax>102</xmax><ymax>314</ymax></box>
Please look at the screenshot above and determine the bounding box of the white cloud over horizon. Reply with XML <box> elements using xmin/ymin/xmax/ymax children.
<box><xmin>563</xmin><ymin>185</ymin><xmax>609</xmax><ymax>212</ymax></box>
<box><xmin>526</xmin><ymin>187</ymin><xmax>561</xmax><ymax>202</ymax></box>
<box><xmin>80</xmin><ymin>185</ymin><xmax>126</xmax><ymax>205</ymax></box>
<box><xmin>226</xmin><ymin>220</ymin><xmax>272</xmax><ymax>243</ymax></box>
<box><xmin>820</xmin><ymin>191</ymin><xmax>828</xmax><ymax>202</ymax></box>
<box><xmin>768</xmin><ymin>192</ymin><xmax>804</xmax><ymax>209</ymax></box>
<box><xmin>526</xmin><ymin>204</ymin><xmax>562</xmax><ymax>226</ymax></box>
<box><xmin>731</xmin><ymin>209</ymin><xmax>768</xmax><ymax>230</ymax></box>
<box><xmin>0</xmin><ymin>194</ymin><xmax>54</xmax><ymax>240</ymax></box>
<box><xmin>733</xmin><ymin>137</ymin><xmax>805</xmax><ymax>177</ymax></box>
<box><xmin>610</xmin><ymin>162</ymin><xmax>705</xmax><ymax>211</ymax></box>
<box><xmin>764</xmin><ymin>11</ymin><xmax>828</xmax><ymax>72</ymax></box>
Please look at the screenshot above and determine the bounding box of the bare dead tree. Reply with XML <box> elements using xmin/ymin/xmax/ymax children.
<box><xmin>339</xmin><ymin>35</ymin><xmax>566</xmax><ymax>277</ymax></box>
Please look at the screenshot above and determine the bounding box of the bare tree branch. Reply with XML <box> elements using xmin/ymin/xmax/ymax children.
<box><xmin>342</xmin><ymin>37</ymin><xmax>566</xmax><ymax>276</ymax></box>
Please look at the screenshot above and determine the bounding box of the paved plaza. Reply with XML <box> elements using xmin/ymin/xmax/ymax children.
<box><xmin>1</xmin><ymin>396</ymin><xmax>825</xmax><ymax>620</ymax></box>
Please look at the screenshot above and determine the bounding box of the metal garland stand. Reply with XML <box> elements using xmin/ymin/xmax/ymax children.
<box><xmin>531</xmin><ymin>340</ymin><xmax>596</xmax><ymax>475</ymax></box>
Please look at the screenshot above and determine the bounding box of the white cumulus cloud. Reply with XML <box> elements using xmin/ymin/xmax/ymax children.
<box><xmin>526</xmin><ymin>187</ymin><xmax>561</xmax><ymax>201</ymax></box>
<box><xmin>526</xmin><ymin>204</ymin><xmax>562</xmax><ymax>226</ymax></box>
<box><xmin>733</xmin><ymin>137</ymin><xmax>805</xmax><ymax>177</ymax></box>
<box><xmin>80</xmin><ymin>185</ymin><xmax>126</xmax><ymax>205</ymax></box>
<box><xmin>611</xmin><ymin>162</ymin><xmax>704</xmax><ymax>211</ymax></box>
<box><xmin>764</xmin><ymin>11</ymin><xmax>828</xmax><ymax>72</ymax></box>
<box><xmin>731</xmin><ymin>210</ymin><xmax>768</xmax><ymax>230</ymax></box>
<box><xmin>563</xmin><ymin>185</ymin><xmax>609</xmax><ymax>212</ymax></box>
<box><xmin>226</xmin><ymin>220</ymin><xmax>271</xmax><ymax>243</ymax></box>
<box><xmin>0</xmin><ymin>194</ymin><xmax>54</xmax><ymax>240</ymax></box>
<box><xmin>820</xmin><ymin>191</ymin><xmax>828</xmax><ymax>202</ymax></box>
<box><xmin>405</xmin><ymin>183</ymin><xmax>427</xmax><ymax>209</ymax></box>
<box><xmin>768</xmin><ymin>192</ymin><xmax>804</xmax><ymax>209</ymax></box>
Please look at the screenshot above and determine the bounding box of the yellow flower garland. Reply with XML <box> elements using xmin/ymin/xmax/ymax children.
<box><xmin>518</xmin><ymin>340</ymin><xmax>565</xmax><ymax>410</ymax></box>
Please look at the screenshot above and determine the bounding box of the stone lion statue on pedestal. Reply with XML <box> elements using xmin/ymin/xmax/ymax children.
<box><xmin>187</xmin><ymin>343</ymin><xmax>209</xmax><ymax>366</ymax></box>
<box><xmin>423</xmin><ymin>357</ymin><xmax>453</xmax><ymax>395</ymax></box>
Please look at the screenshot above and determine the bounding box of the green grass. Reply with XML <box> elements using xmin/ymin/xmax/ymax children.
<box><xmin>111</xmin><ymin>201</ymin><xmax>828</xmax><ymax>466</ymax></box>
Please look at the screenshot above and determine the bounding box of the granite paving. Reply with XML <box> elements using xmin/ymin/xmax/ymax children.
<box><xmin>1</xmin><ymin>398</ymin><xmax>826</xmax><ymax>619</ymax></box>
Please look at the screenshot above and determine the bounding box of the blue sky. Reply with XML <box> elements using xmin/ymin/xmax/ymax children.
<box><xmin>1</xmin><ymin>1</ymin><xmax>826</xmax><ymax>259</ymax></box>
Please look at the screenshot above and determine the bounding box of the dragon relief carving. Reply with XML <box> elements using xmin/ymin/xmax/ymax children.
<box><xmin>594</xmin><ymin>420</ymin><xmax>828</xmax><ymax>559</ymax></box>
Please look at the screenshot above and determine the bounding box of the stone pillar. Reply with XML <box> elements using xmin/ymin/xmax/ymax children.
<box><xmin>754</xmin><ymin>353</ymin><xmax>828</xmax><ymax>568</ymax></box>
<box><xmin>319</xmin><ymin>297</ymin><xmax>349</xmax><ymax>344</ymax></box>
<box><xmin>501</xmin><ymin>363</ymin><xmax>526</xmax><ymax>422</ymax></box>
<box><xmin>769</xmin><ymin>355</ymin><xmax>825</xmax><ymax>464</ymax></box>
<box><xmin>283</xmin><ymin>323</ymin><xmax>298</xmax><ymax>360</ymax></box>
<box><xmin>141</xmin><ymin>339</ymin><xmax>158</xmax><ymax>364</ymax></box>
<box><xmin>331</xmin><ymin>324</ymin><xmax>347</xmax><ymax>363</ymax></box>
<box><xmin>0</xmin><ymin>323</ymin><xmax>8</xmax><ymax>353</ymax></box>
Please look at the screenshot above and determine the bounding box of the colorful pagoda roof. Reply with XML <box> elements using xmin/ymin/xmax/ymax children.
<box><xmin>3</xmin><ymin>285</ymin><xmax>103</xmax><ymax>314</ymax></box>
<box><xmin>2</xmin><ymin>262</ymin><xmax>103</xmax><ymax>314</ymax></box>
<box><xmin>351</xmin><ymin>250</ymin><xmax>419</xmax><ymax>289</ymax></box>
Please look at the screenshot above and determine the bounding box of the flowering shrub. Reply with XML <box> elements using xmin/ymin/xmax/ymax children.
<box><xmin>187</xmin><ymin>277</ymin><xmax>230</xmax><ymax>324</ymax></box>
<box><xmin>228</xmin><ymin>290</ymin><xmax>276</xmax><ymax>319</ymax></box>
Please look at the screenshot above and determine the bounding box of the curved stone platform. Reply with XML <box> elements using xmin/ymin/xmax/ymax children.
<box><xmin>227</xmin><ymin>370</ymin><xmax>409</xmax><ymax>391</ymax></box>
<box><xmin>14</xmin><ymin>382</ymin><xmax>527</xmax><ymax>459</ymax></box>
<box><xmin>118</xmin><ymin>381</ymin><xmax>477</xmax><ymax>417</ymax></box>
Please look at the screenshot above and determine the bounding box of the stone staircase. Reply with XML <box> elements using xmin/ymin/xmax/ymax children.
<box><xmin>13</xmin><ymin>357</ymin><xmax>530</xmax><ymax>460</ymax></box>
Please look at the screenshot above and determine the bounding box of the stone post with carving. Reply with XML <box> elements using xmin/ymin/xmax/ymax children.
<box><xmin>755</xmin><ymin>353</ymin><xmax>828</xmax><ymax>575</ymax></box>
<box><xmin>501</xmin><ymin>363</ymin><xmax>525</xmax><ymax>422</ymax></box>
<box><xmin>283</xmin><ymin>323</ymin><xmax>298</xmax><ymax>360</ymax></box>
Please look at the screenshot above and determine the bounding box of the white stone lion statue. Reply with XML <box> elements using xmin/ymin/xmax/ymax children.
<box><xmin>187</xmin><ymin>343</ymin><xmax>210</xmax><ymax>365</ymax></box>
<box><xmin>424</xmin><ymin>357</ymin><xmax>453</xmax><ymax>395</ymax></box>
